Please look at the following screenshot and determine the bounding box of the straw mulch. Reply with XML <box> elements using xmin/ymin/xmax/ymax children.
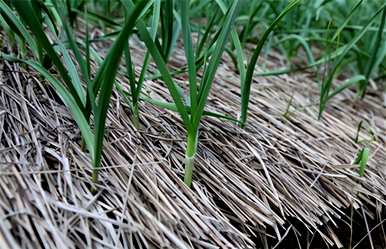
<box><xmin>0</xmin><ymin>39</ymin><xmax>385</xmax><ymax>249</ymax></box>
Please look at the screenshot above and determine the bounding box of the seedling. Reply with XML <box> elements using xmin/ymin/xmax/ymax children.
<box><xmin>0</xmin><ymin>0</ymin><xmax>148</xmax><ymax>185</ymax></box>
<box><xmin>354</xmin><ymin>147</ymin><xmax>369</xmax><ymax>177</ymax></box>
<box><xmin>122</xmin><ymin>0</ymin><xmax>240</xmax><ymax>187</ymax></box>
<box><xmin>238</xmin><ymin>0</ymin><xmax>300</xmax><ymax>128</ymax></box>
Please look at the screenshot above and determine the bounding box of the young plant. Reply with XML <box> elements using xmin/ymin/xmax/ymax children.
<box><xmin>354</xmin><ymin>147</ymin><xmax>369</xmax><ymax>177</ymax></box>
<box><xmin>0</xmin><ymin>0</ymin><xmax>148</xmax><ymax>185</ymax></box>
<box><xmin>238</xmin><ymin>0</ymin><xmax>300</xmax><ymax>128</ymax></box>
<box><xmin>121</xmin><ymin>0</ymin><xmax>160</xmax><ymax>128</ymax></box>
<box><xmin>357</xmin><ymin>6</ymin><xmax>386</xmax><ymax>98</ymax></box>
<box><xmin>122</xmin><ymin>0</ymin><xmax>240</xmax><ymax>187</ymax></box>
<box><xmin>116</xmin><ymin>0</ymin><xmax>180</xmax><ymax>129</ymax></box>
<box><xmin>318</xmin><ymin>3</ymin><xmax>386</xmax><ymax>118</ymax></box>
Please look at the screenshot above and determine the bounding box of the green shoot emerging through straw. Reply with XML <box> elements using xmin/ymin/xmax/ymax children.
<box><xmin>1</xmin><ymin>0</ymin><xmax>385</xmax><ymax>189</ymax></box>
<box><xmin>319</xmin><ymin>3</ymin><xmax>386</xmax><ymax>119</ymax></box>
<box><xmin>1</xmin><ymin>0</ymin><xmax>148</xmax><ymax>187</ymax></box>
<box><xmin>354</xmin><ymin>147</ymin><xmax>369</xmax><ymax>177</ymax></box>
<box><xmin>239</xmin><ymin>0</ymin><xmax>300</xmax><ymax>128</ymax></box>
<box><xmin>122</xmin><ymin>0</ymin><xmax>240</xmax><ymax>187</ymax></box>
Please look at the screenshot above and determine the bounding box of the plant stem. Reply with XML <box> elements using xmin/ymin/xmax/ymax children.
<box><xmin>92</xmin><ymin>167</ymin><xmax>98</xmax><ymax>183</ymax></box>
<box><xmin>131</xmin><ymin>103</ymin><xmax>140</xmax><ymax>129</ymax></box>
<box><xmin>91</xmin><ymin>151</ymin><xmax>98</xmax><ymax>192</ymax></box>
<box><xmin>183</xmin><ymin>130</ymin><xmax>198</xmax><ymax>187</ymax></box>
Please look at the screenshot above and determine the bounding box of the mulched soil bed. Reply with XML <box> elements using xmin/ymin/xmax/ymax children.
<box><xmin>0</xmin><ymin>39</ymin><xmax>385</xmax><ymax>248</ymax></box>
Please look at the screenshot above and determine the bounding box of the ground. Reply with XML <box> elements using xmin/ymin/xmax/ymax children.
<box><xmin>0</xmin><ymin>41</ymin><xmax>385</xmax><ymax>248</ymax></box>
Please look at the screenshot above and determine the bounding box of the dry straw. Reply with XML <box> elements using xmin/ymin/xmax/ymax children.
<box><xmin>0</xmin><ymin>41</ymin><xmax>385</xmax><ymax>248</ymax></box>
